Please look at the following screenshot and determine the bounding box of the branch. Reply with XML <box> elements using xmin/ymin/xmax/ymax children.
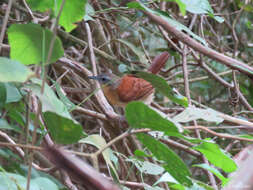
<box><xmin>141</xmin><ymin>7</ymin><xmax>253</xmax><ymax>77</ymax></box>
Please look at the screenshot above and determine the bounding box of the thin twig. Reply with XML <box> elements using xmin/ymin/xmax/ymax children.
<box><xmin>0</xmin><ymin>0</ymin><xmax>13</xmax><ymax>54</ymax></box>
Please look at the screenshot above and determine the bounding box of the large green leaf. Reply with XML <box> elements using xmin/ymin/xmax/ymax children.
<box><xmin>0</xmin><ymin>172</ymin><xmax>40</xmax><ymax>190</ymax></box>
<box><xmin>31</xmin><ymin>177</ymin><xmax>58</xmax><ymax>190</ymax></box>
<box><xmin>193</xmin><ymin>164</ymin><xmax>230</xmax><ymax>186</ymax></box>
<box><xmin>43</xmin><ymin>111</ymin><xmax>82</xmax><ymax>144</ymax></box>
<box><xmin>0</xmin><ymin>57</ymin><xmax>34</xmax><ymax>82</ymax></box>
<box><xmin>137</xmin><ymin>133</ymin><xmax>192</xmax><ymax>186</ymax></box>
<box><xmin>26</xmin><ymin>0</ymin><xmax>87</xmax><ymax>32</ymax></box>
<box><xmin>26</xmin><ymin>0</ymin><xmax>53</xmax><ymax>12</ymax></box>
<box><xmin>193</xmin><ymin>141</ymin><xmax>237</xmax><ymax>173</ymax></box>
<box><xmin>133</xmin><ymin>71</ymin><xmax>188</xmax><ymax>107</ymax></box>
<box><xmin>8</xmin><ymin>23</ymin><xmax>64</xmax><ymax>65</ymax></box>
<box><xmin>125</xmin><ymin>102</ymin><xmax>182</xmax><ymax>133</ymax></box>
<box><xmin>57</xmin><ymin>0</ymin><xmax>87</xmax><ymax>32</ymax></box>
<box><xmin>25</xmin><ymin>79</ymin><xmax>71</xmax><ymax>119</ymax></box>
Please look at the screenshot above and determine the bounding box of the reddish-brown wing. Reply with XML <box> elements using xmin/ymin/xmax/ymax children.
<box><xmin>117</xmin><ymin>75</ymin><xmax>154</xmax><ymax>102</ymax></box>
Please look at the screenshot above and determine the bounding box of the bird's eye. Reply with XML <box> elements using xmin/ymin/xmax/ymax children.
<box><xmin>101</xmin><ymin>77</ymin><xmax>107</xmax><ymax>81</ymax></box>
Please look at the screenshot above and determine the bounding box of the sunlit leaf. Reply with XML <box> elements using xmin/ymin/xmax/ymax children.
<box><xmin>8</xmin><ymin>23</ymin><xmax>64</xmax><ymax>65</ymax></box>
<box><xmin>193</xmin><ymin>141</ymin><xmax>237</xmax><ymax>173</ymax></box>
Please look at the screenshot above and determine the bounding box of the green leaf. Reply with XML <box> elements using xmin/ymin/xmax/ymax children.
<box><xmin>137</xmin><ymin>133</ymin><xmax>192</xmax><ymax>186</ymax></box>
<box><xmin>53</xmin><ymin>80</ymin><xmax>76</xmax><ymax>111</ymax></box>
<box><xmin>32</xmin><ymin>177</ymin><xmax>58</xmax><ymax>190</ymax></box>
<box><xmin>125</xmin><ymin>102</ymin><xmax>182</xmax><ymax>134</ymax></box>
<box><xmin>5</xmin><ymin>83</ymin><xmax>22</xmax><ymax>103</ymax></box>
<box><xmin>127</xmin><ymin>2</ymin><xmax>145</xmax><ymax>10</ymax></box>
<box><xmin>57</xmin><ymin>0</ymin><xmax>87</xmax><ymax>32</ymax></box>
<box><xmin>180</xmin><ymin>0</ymin><xmax>224</xmax><ymax>23</ymax></box>
<box><xmin>0</xmin><ymin>83</ymin><xmax>6</xmax><ymax>107</ymax></box>
<box><xmin>0</xmin><ymin>119</ymin><xmax>13</xmax><ymax>130</ymax></box>
<box><xmin>127</xmin><ymin>158</ymin><xmax>164</xmax><ymax>175</ymax></box>
<box><xmin>193</xmin><ymin>141</ymin><xmax>237</xmax><ymax>173</ymax></box>
<box><xmin>134</xmin><ymin>150</ymin><xmax>152</xmax><ymax>158</ymax></box>
<box><xmin>133</xmin><ymin>72</ymin><xmax>188</xmax><ymax>107</ymax></box>
<box><xmin>153</xmin><ymin>172</ymin><xmax>179</xmax><ymax>186</ymax></box>
<box><xmin>25</xmin><ymin>78</ymin><xmax>71</xmax><ymax>119</ymax></box>
<box><xmin>26</xmin><ymin>0</ymin><xmax>87</xmax><ymax>32</ymax></box>
<box><xmin>79</xmin><ymin>135</ymin><xmax>118</xmax><ymax>179</ymax></box>
<box><xmin>43</xmin><ymin>111</ymin><xmax>82</xmax><ymax>144</ymax></box>
<box><xmin>117</xmin><ymin>39</ymin><xmax>149</xmax><ymax>65</ymax></box>
<box><xmin>83</xmin><ymin>3</ymin><xmax>95</xmax><ymax>21</ymax></box>
<box><xmin>181</xmin><ymin>0</ymin><xmax>212</xmax><ymax>14</ymax></box>
<box><xmin>173</xmin><ymin>106</ymin><xmax>224</xmax><ymax>123</ymax></box>
<box><xmin>26</xmin><ymin>0</ymin><xmax>53</xmax><ymax>12</ymax></box>
<box><xmin>163</xmin><ymin>0</ymin><xmax>186</xmax><ymax>15</ymax></box>
<box><xmin>0</xmin><ymin>172</ymin><xmax>40</xmax><ymax>190</ymax></box>
<box><xmin>8</xmin><ymin>23</ymin><xmax>64</xmax><ymax>65</ymax></box>
<box><xmin>0</xmin><ymin>57</ymin><xmax>34</xmax><ymax>82</ymax></box>
<box><xmin>193</xmin><ymin>164</ymin><xmax>230</xmax><ymax>186</ymax></box>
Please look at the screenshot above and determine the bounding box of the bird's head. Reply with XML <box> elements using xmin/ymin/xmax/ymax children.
<box><xmin>88</xmin><ymin>73</ymin><xmax>117</xmax><ymax>86</ymax></box>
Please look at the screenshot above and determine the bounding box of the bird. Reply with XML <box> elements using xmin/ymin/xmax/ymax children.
<box><xmin>89</xmin><ymin>52</ymin><xmax>170</xmax><ymax>108</ymax></box>
<box><xmin>88</xmin><ymin>73</ymin><xmax>154</xmax><ymax>108</ymax></box>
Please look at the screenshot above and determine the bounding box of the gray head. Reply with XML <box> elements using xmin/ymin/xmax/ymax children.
<box><xmin>88</xmin><ymin>73</ymin><xmax>113</xmax><ymax>84</ymax></box>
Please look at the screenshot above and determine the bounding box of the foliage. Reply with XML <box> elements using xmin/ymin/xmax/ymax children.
<box><xmin>0</xmin><ymin>0</ymin><xmax>253</xmax><ymax>189</ymax></box>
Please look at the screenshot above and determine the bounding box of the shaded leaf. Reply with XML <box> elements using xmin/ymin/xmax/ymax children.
<box><xmin>181</xmin><ymin>0</ymin><xmax>212</xmax><ymax>14</ymax></box>
<box><xmin>153</xmin><ymin>172</ymin><xmax>179</xmax><ymax>186</ymax></box>
<box><xmin>0</xmin><ymin>172</ymin><xmax>40</xmax><ymax>190</ymax></box>
<box><xmin>43</xmin><ymin>111</ymin><xmax>82</xmax><ymax>144</ymax></box>
<box><xmin>117</xmin><ymin>39</ymin><xmax>148</xmax><ymax>65</ymax></box>
<box><xmin>125</xmin><ymin>102</ymin><xmax>182</xmax><ymax>133</ymax></box>
<box><xmin>137</xmin><ymin>133</ymin><xmax>192</xmax><ymax>186</ymax></box>
<box><xmin>32</xmin><ymin>177</ymin><xmax>58</xmax><ymax>190</ymax></box>
<box><xmin>0</xmin><ymin>83</ymin><xmax>6</xmax><ymax>107</ymax></box>
<box><xmin>127</xmin><ymin>158</ymin><xmax>164</xmax><ymax>175</ymax></box>
<box><xmin>25</xmin><ymin>78</ymin><xmax>71</xmax><ymax>119</ymax></box>
<box><xmin>5</xmin><ymin>83</ymin><xmax>22</xmax><ymax>103</ymax></box>
<box><xmin>83</xmin><ymin>3</ymin><xmax>95</xmax><ymax>21</ymax></box>
<box><xmin>0</xmin><ymin>57</ymin><xmax>34</xmax><ymax>82</ymax></box>
<box><xmin>173</xmin><ymin>106</ymin><xmax>224</xmax><ymax>123</ymax></box>
<box><xmin>193</xmin><ymin>164</ymin><xmax>229</xmax><ymax>186</ymax></box>
<box><xmin>79</xmin><ymin>135</ymin><xmax>118</xmax><ymax>179</ymax></box>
